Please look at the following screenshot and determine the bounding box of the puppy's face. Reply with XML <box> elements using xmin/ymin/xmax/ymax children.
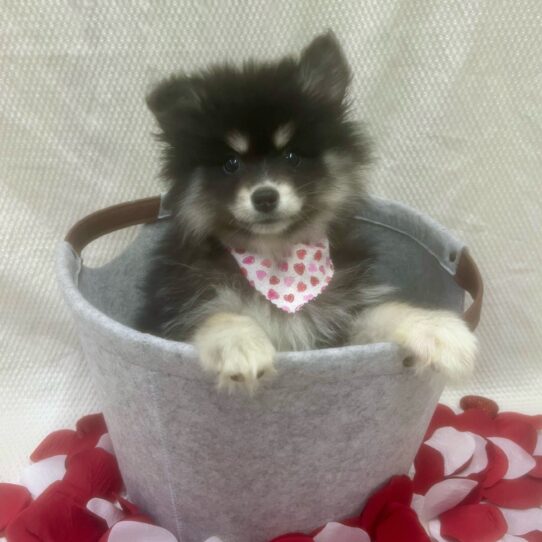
<box><xmin>148</xmin><ymin>33</ymin><xmax>370</xmax><ymax>249</ymax></box>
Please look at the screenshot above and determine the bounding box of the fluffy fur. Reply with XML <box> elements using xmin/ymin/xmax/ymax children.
<box><xmin>136</xmin><ymin>32</ymin><xmax>477</xmax><ymax>392</ymax></box>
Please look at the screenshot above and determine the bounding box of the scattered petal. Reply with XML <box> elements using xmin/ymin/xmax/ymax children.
<box><xmin>0</xmin><ymin>483</ymin><xmax>32</xmax><ymax>533</ymax></box>
<box><xmin>359</xmin><ymin>475</ymin><xmax>413</xmax><ymax>535</ymax></box>
<box><xmin>484</xmin><ymin>443</ymin><xmax>510</xmax><ymax>488</ymax></box>
<box><xmin>500</xmin><ymin>536</ymin><xmax>528</xmax><ymax>542</ymax></box>
<box><xmin>411</xmin><ymin>493</ymin><xmax>425</xmax><ymax>518</ymax></box>
<box><xmin>534</xmin><ymin>431</ymin><xmax>542</xmax><ymax>456</ymax></box>
<box><xmin>425</xmin><ymin>405</ymin><xmax>457</xmax><ymax>440</ymax></box>
<box><xmin>488</xmin><ymin>437</ymin><xmax>537</xmax><ymax>480</ymax></box>
<box><xmin>20</xmin><ymin>454</ymin><xmax>67</xmax><ymax>498</ymax></box>
<box><xmin>483</xmin><ymin>478</ymin><xmax>542</xmax><ymax>509</ymax></box>
<box><xmin>87</xmin><ymin>498</ymin><xmax>125</xmax><ymax>527</ymax></box>
<box><xmin>314</xmin><ymin>522</ymin><xmax>369</xmax><ymax>542</ymax></box>
<box><xmin>420</xmin><ymin>478</ymin><xmax>478</xmax><ymax>521</ymax></box>
<box><xmin>426</xmin><ymin>427</ymin><xmax>476</xmax><ymax>476</ymax></box>
<box><xmin>460</xmin><ymin>396</ymin><xmax>499</xmax><ymax>418</ymax></box>
<box><xmin>30</xmin><ymin>430</ymin><xmax>88</xmax><ymax>462</ymax></box>
<box><xmin>495</xmin><ymin>417</ymin><xmax>537</xmax><ymax>454</ymax></box>
<box><xmin>440</xmin><ymin>504</ymin><xmax>507</xmax><ymax>542</ymax></box>
<box><xmin>529</xmin><ymin>456</ymin><xmax>542</xmax><ymax>478</ymax></box>
<box><xmin>31</xmin><ymin>431</ymin><xmax>73</xmax><ymax>461</ymax></box>
<box><xmin>427</xmin><ymin>519</ymin><xmax>450</xmax><ymax>542</ymax></box>
<box><xmin>458</xmin><ymin>433</ymin><xmax>489</xmax><ymax>477</ymax></box>
<box><xmin>7</xmin><ymin>481</ymin><xmax>108</xmax><ymax>542</ymax></box>
<box><xmin>76</xmin><ymin>414</ymin><xmax>108</xmax><ymax>437</ymax></box>
<box><xmin>497</xmin><ymin>413</ymin><xmax>542</xmax><ymax>431</ymax></box>
<box><xmin>100</xmin><ymin>520</ymin><xmax>178</xmax><ymax>541</ymax></box>
<box><xmin>373</xmin><ymin>503</ymin><xmax>430</xmax><ymax>542</ymax></box>
<box><xmin>413</xmin><ymin>445</ymin><xmax>445</xmax><ymax>494</ymax></box>
<box><xmin>498</xmin><ymin>507</ymin><xmax>542</xmax><ymax>536</ymax></box>
<box><xmin>64</xmin><ymin>448</ymin><xmax>122</xmax><ymax>501</ymax></box>
<box><xmin>452</xmin><ymin>409</ymin><xmax>497</xmax><ymax>437</ymax></box>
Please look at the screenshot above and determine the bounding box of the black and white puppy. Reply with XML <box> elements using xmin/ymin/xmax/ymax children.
<box><xmin>137</xmin><ymin>33</ymin><xmax>477</xmax><ymax>393</ymax></box>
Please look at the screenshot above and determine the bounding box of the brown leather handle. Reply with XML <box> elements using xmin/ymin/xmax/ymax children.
<box><xmin>65</xmin><ymin>197</ymin><xmax>483</xmax><ymax>330</ymax></box>
<box><xmin>65</xmin><ymin>196</ymin><xmax>162</xmax><ymax>255</ymax></box>
<box><xmin>455</xmin><ymin>248</ymin><xmax>483</xmax><ymax>331</ymax></box>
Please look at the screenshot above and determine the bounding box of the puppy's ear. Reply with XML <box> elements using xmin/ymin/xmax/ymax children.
<box><xmin>298</xmin><ymin>31</ymin><xmax>351</xmax><ymax>104</ymax></box>
<box><xmin>146</xmin><ymin>76</ymin><xmax>200</xmax><ymax>132</ymax></box>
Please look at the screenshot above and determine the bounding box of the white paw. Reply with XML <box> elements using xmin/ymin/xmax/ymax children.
<box><xmin>394</xmin><ymin>309</ymin><xmax>478</xmax><ymax>380</ymax></box>
<box><xmin>193</xmin><ymin>313</ymin><xmax>276</xmax><ymax>394</ymax></box>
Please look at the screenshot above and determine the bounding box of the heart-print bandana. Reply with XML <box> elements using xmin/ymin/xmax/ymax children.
<box><xmin>228</xmin><ymin>239</ymin><xmax>334</xmax><ymax>313</ymax></box>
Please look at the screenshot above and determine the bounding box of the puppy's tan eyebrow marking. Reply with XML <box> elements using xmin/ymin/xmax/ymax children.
<box><xmin>226</xmin><ymin>130</ymin><xmax>249</xmax><ymax>154</ymax></box>
<box><xmin>273</xmin><ymin>122</ymin><xmax>294</xmax><ymax>149</ymax></box>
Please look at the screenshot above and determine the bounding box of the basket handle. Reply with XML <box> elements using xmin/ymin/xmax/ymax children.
<box><xmin>65</xmin><ymin>197</ymin><xmax>483</xmax><ymax>330</ymax></box>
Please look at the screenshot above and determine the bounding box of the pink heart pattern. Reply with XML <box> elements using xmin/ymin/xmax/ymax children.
<box><xmin>228</xmin><ymin>239</ymin><xmax>334</xmax><ymax>313</ymax></box>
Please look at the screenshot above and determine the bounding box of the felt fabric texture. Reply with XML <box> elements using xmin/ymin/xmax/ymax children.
<box><xmin>56</xmin><ymin>197</ymin><xmax>461</xmax><ymax>542</ymax></box>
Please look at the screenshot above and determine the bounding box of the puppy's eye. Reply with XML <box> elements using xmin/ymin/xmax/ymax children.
<box><xmin>223</xmin><ymin>156</ymin><xmax>240</xmax><ymax>174</ymax></box>
<box><xmin>284</xmin><ymin>151</ymin><xmax>300</xmax><ymax>167</ymax></box>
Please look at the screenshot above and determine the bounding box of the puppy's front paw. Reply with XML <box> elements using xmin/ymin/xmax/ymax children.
<box><xmin>193</xmin><ymin>313</ymin><xmax>276</xmax><ymax>394</ymax></box>
<box><xmin>395</xmin><ymin>309</ymin><xmax>477</xmax><ymax>380</ymax></box>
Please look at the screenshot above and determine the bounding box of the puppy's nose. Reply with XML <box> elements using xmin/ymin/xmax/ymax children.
<box><xmin>251</xmin><ymin>187</ymin><xmax>279</xmax><ymax>213</ymax></box>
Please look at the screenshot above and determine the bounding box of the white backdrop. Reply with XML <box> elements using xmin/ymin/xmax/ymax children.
<box><xmin>1</xmin><ymin>1</ymin><xmax>541</xmax><ymax>483</ymax></box>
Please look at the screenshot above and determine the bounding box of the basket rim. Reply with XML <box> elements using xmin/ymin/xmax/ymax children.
<box><xmin>59</xmin><ymin>195</ymin><xmax>483</xmax><ymax>362</ymax></box>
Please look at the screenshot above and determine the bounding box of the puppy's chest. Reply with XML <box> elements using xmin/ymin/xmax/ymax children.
<box><xmin>211</xmin><ymin>263</ymin><xmax>364</xmax><ymax>352</ymax></box>
<box><xmin>178</xmin><ymin>240</ymin><xmax>368</xmax><ymax>351</ymax></box>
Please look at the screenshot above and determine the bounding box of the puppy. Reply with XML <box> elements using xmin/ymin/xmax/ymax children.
<box><xmin>136</xmin><ymin>32</ymin><xmax>477</xmax><ymax>393</ymax></box>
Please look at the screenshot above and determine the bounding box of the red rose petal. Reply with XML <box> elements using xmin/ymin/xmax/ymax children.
<box><xmin>460</xmin><ymin>396</ymin><xmax>499</xmax><ymax>418</ymax></box>
<box><xmin>30</xmin><ymin>430</ymin><xmax>77</xmax><ymax>462</ymax></box>
<box><xmin>374</xmin><ymin>503</ymin><xmax>430</xmax><ymax>542</ymax></box>
<box><xmin>452</xmin><ymin>409</ymin><xmax>497</xmax><ymax>437</ymax></box>
<box><xmin>482</xmin><ymin>477</ymin><xmax>542</xmax><ymax>509</ymax></box>
<box><xmin>2</xmin><ymin>516</ymin><xmax>39</xmax><ymax>541</ymax></box>
<box><xmin>424</xmin><ymin>404</ymin><xmax>457</xmax><ymax>440</ymax></box>
<box><xmin>440</xmin><ymin>504</ymin><xmax>507</xmax><ymax>542</ymax></box>
<box><xmin>30</xmin><ymin>430</ymin><xmax>101</xmax><ymax>462</ymax></box>
<box><xmin>0</xmin><ymin>483</ymin><xmax>32</xmax><ymax>533</ymax></box>
<box><xmin>483</xmin><ymin>442</ymin><xmax>509</xmax><ymax>488</ymax></box>
<box><xmin>359</xmin><ymin>475</ymin><xmax>413</xmax><ymax>536</ymax></box>
<box><xmin>413</xmin><ymin>444</ymin><xmax>445</xmax><ymax>495</ymax></box>
<box><xmin>497</xmin><ymin>412</ymin><xmax>542</xmax><ymax>431</ymax></box>
<box><xmin>64</xmin><ymin>448</ymin><xmax>123</xmax><ymax>501</ymax></box>
<box><xmin>6</xmin><ymin>481</ymin><xmax>107</xmax><ymax>542</ymax></box>
<box><xmin>529</xmin><ymin>456</ymin><xmax>542</xmax><ymax>478</ymax></box>
<box><xmin>495</xmin><ymin>417</ymin><xmax>538</xmax><ymax>454</ymax></box>
<box><xmin>76</xmin><ymin>414</ymin><xmax>108</xmax><ymax>438</ymax></box>
<box><xmin>525</xmin><ymin>533</ymin><xmax>542</xmax><ymax>542</ymax></box>
<box><xmin>98</xmin><ymin>521</ymin><xmax>177</xmax><ymax>541</ymax></box>
<box><xmin>459</xmin><ymin>481</ymin><xmax>483</xmax><ymax>506</ymax></box>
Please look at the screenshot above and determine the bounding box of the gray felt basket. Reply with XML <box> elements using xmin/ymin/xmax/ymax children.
<box><xmin>57</xmin><ymin>195</ymin><xmax>482</xmax><ymax>542</ymax></box>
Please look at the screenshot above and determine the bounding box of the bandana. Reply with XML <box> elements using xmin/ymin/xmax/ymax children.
<box><xmin>228</xmin><ymin>239</ymin><xmax>334</xmax><ymax>313</ymax></box>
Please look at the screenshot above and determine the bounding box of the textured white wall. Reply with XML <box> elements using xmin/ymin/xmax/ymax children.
<box><xmin>1</xmin><ymin>1</ymin><xmax>541</xmax><ymax>483</ymax></box>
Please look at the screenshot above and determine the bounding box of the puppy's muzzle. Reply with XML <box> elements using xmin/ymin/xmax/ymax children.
<box><xmin>251</xmin><ymin>187</ymin><xmax>279</xmax><ymax>213</ymax></box>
